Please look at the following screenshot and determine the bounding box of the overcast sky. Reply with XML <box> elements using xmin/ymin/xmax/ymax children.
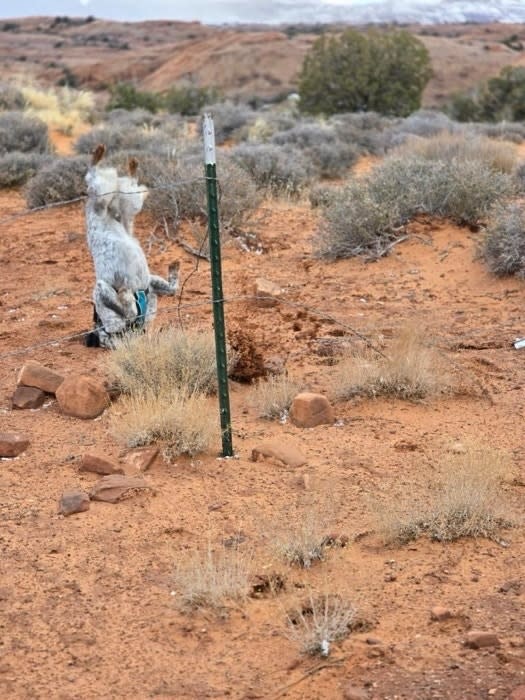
<box><xmin>3</xmin><ymin>0</ymin><xmax>386</xmax><ymax>24</ymax></box>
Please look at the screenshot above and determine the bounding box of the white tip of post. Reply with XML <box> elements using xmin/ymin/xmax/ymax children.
<box><xmin>203</xmin><ymin>113</ymin><xmax>216</xmax><ymax>165</ymax></box>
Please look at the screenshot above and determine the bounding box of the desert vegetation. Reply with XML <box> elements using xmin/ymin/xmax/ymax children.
<box><xmin>1</xmin><ymin>28</ymin><xmax>524</xmax><ymax>695</ymax></box>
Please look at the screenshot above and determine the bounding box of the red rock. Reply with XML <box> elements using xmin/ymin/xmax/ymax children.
<box><xmin>89</xmin><ymin>474</ymin><xmax>150</xmax><ymax>503</ymax></box>
<box><xmin>289</xmin><ymin>392</ymin><xmax>335</xmax><ymax>428</ymax></box>
<box><xmin>465</xmin><ymin>631</ymin><xmax>500</xmax><ymax>649</ymax></box>
<box><xmin>508</xmin><ymin>685</ymin><xmax>525</xmax><ymax>700</ymax></box>
<box><xmin>17</xmin><ymin>360</ymin><xmax>64</xmax><ymax>394</ymax></box>
<box><xmin>79</xmin><ymin>454</ymin><xmax>124</xmax><ymax>475</ymax></box>
<box><xmin>251</xmin><ymin>440</ymin><xmax>307</xmax><ymax>468</ymax></box>
<box><xmin>124</xmin><ymin>446</ymin><xmax>159</xmax><ymax>472</ymax></box>
<box><xmin>254</xmin><ymin>278</ymin><xmax>282</xmax><ymax>308</ymax></box>
<box><xmin>0</xmin><ymin>433</ymin><xmax>30</xmax><ymax>458</ymax></box>
<box><xmin>430</xmin><ymin>606</ymin><xmax>453</xmax><ymax>622</ymax></box>
<box><xmin>58</xmin><ymin>489</ymin><xmax>90</xmax><ymax>516</ymax></box>
<box><xmin>56</xmin><ymin>375</ymin><xmax>109</xmax><ymax>419</ymax></box>
<box><xmin>11</xmin><ymin>386</ymin><xmax>46</xmax><ymax>410</ymax></box>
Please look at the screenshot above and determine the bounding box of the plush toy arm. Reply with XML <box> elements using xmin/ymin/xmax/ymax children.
<box><xmin>94</xmin><ymin>280</ymin><xmax>127</xmax><ymax>317</ymax></box>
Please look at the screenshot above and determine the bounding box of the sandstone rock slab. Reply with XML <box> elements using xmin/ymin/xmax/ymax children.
<box><xmin>0</xmin><ymin>433</ymin><xmax>30</xmax><ymax>458</ymax></box>
<box><xmin>11</xmin><ymin>386</ymin><xmax>46</xmax><ymax>410</ymax></box>
<box><xmin>17</xmin><ymin>360</ymin><xmax>64</xmax><ymax>394</ymax></box>
<box><xmin>89</xmin><ymin>474</ymin><xmax>150</xmax><ymax>503</ymax></box>
<box><xmin>289</xmin><ymin>392</ymin><xmax>335</xmax><ymax>428</ymax></box>
<box><xmin>58</xmin><ymin>489</ymin><xmax>90</xmax><ymax>516</ymax></box>
<box><xmin>56</xmin><ymin>375</ymin><xmax>109</xmax><ymax>419</ymax></box>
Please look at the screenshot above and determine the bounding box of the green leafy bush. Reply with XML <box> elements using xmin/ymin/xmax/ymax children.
<box><xmin>106</xmin><ymin>82</ymin><xmax>162</xmax><ymax>113</ymax></box>
<box><xmin>298</xmin><ymin>29</ymin><xmax>432</xmax><ymax>117</ymax></box>
<box><xmin>448</xmin><ymin>66</ymin><xmax>525</xmax><ymax>123</ymax></box>
<box><xmin>164</xmin><ymin>85</ymin><xmax>219</xmax><ymax>116</ymax></box>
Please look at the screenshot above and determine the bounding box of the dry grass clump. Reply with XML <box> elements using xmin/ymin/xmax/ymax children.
<box><xmin>111</xmin><ymin>389</ymin><xmax>217</xmax><ymax>457</ymax></box>
<box><xmin>172</xmin><ymin>546</ymin><xmax>252</xmax><ymax>611</ymax></box>
<box><xmin>21</xmin><ymin>85</ymin><xmax>95</xmax><ymax>134</ymax></box>
<box><xmin>108</xmin><ymin>328</ymin><xmax>233</xmax><ymax>458</ymax></box>
<box><xmin>286</xmin><ymin>592</ymin><xmax>357</xmax><ymax>656</ymax></box>
<box><xmin>378</xmin><ymin>446</ymin><xmax>514</xmax><ymax>545</ymax></box>
<box><xmin>107</xmin><ymin>327</ymin><xmax>221</xmax><ymax>396</ymax></box>
<box><xmin>0</xmin><ymin>152</ymin><xmax>52</xmax><ymax>188</ymax></box>
<box><xmin>273</xmin><ymin>504</ymin><xmax>330</xmax><ymax>568</ymax></box>
<box><xmin>249</xmin><ymin>374</ymin><xmax>300</xmax><ymax>419</ymax></box>
<box><xmin>398</xmin><ymin>132</ymin><xmax>517</xmax><ymax>173</ymax></box>
<box><xmin>483</xmin><ymin>202</ymin><xmax>525</xmax><ymax>277</ymax></box>
<box><xmin>25</xmin><ymin>156</ymin><xmax>88</xmax><ymax>208</ymax></box>
<box><xmin>333</xmin><ymin>326</ymin><xmax>447</xmax><ymax>401</ymax></box>
<box><xmin>0</xmin><ymin>111</ymin><xmax>50</xmax><ymax>154</ymax></box>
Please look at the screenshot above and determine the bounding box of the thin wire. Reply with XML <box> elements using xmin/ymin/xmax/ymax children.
<box><xmin>0</xmin><ymin>294</ymin><xmax>387</xmax><ymax>360</ymax></box>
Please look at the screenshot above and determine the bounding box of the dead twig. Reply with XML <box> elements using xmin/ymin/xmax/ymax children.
<box><xmin>273</xmin><ymin>657</ymin><xmax>346</xmax><ymax>699</ymax></box>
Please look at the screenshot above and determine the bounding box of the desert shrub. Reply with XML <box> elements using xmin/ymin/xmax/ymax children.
<box><xmin>308</xmin><ymin>183</ymin><xmax>337</xmax><ymax>209</ymax></box>
<box><xmin>249</xmin><ymin>375</ymin><xmax>300</xmax><ymax>419</ymax></box>
<box><xmin>111</xmin><ymin>389</ymin><xmax>217</xmax><ymax>457</ymax></box>
<box><xmin>231</xmin><ymin>142</ymin><xmax>313</xmax><ymax>196</ymax></box>
<box><xmin>172</xmin><ymin>546</ymin><xmax>251</xmax><ymax>611</ymax></box>
<box><xmin>106</xmin><ymin>82</ymin><xmax>162</xmax><ymax>113</ymax></box>
<box><xmin>25</xmin><ymin>155</ymin><xmax>88</xmax><ymax>208</ymax></box>
<box><xmin>104</xmin><ymin>108</ymin><xmax>159</xmax><ymax>128</ymax></box>
<box><xmin>299</xmin><ymin>29</ymin><xmax>432</xmax><ymax>117</ymax></box>
<box><xmin>0</xmin><ymin>83</ymin><xmax>25</xmax><ymax>110</ymax></box>
<box><xmin>398</xmin><ymin>133</ymin><xmax>517</xmax><ymax>173</ymax></box>
<box><xmin>74</xmin><ymin>125</ymin><xmax>170</xmax><ymax>156</ymax></box>
<box><xmin>333</xmin><ymin>326</ymin><xmax>447</xmax><ymax>401</ymax></box>
<box><xmin>271</xmin><ymin>122</ymin><xmax>360</xmax><ymax>177</ymax></box>
<box><xmin>286</xmin><ymin>592</ymin><xmax>357</xmax><ymax>656</ymax></box>
<box><xmin>329</xmin><ymin>112</ymin><xmax>398</xmax><ymax>156</ymax></box>
<box><xmin>483</xmin><ymin>202</ymin><xmax>525</xmax><ymax>277</ymax></box>
<box><xmin>448</xmin><ymin>66</ymin><xmax>525</xmax><ymax>123</ymax></box>
<box><xmin>247</xmin><ymin>111</ymin><xmax>298</xmax><ymax>142</ymax></box>
<box><xmin>316</xmin><ymin>177</ymin><xmax>400</xmax><ymax>258</ymax></box>
<box><xmin>474</xmin><ymin>121</ymin><xmax>525</xmax><ymax>144</ymax></box>
<box><xmin>0</xmin><ymin>152</ymin><xmax>53</xmax><ymax>188</ymax></box>
<box><xmin>0</xmin><ymin>112</ymin><xmax>50</xmax><ymax>154</ymax></box>
<box><xmin>317</xmin><ymin>155</ymin><xmax>515</xmax><ymax>259</ymax></box>
<box><xmin>107</xmin><ymin>327</ymin><xmax>221</xmax><ymax>396</ymax></box>
<box><xmin>200</xmin><ymin>100</ymin><xmax>255</xmax><ymax>144</ymax></box>
<box><xmin>378</xmin><ymin>446</ymin><xmax>514</xmax><ymax>545</ymax></box>
<box><xmin>110</xmin><ymin>150</ymin><xmax>260</xmax><ymax>231</ymax></box>
<box><xmin>164</xmin><ymin>84</ymin><xmax>220</xmax><ymax>116</ymax></box>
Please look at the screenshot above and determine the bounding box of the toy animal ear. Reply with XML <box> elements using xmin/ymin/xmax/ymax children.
<box><xmin>92</xmin><ymin>143</ymin><xmax>106</xmax><ymax>166</ymax></box>
<box><xmin>128</xmin><ymin>157</ymin><xmax>139</xmax><ymax>177</ymax></box>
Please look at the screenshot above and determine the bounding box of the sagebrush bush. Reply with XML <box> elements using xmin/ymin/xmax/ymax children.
<box><xmin>232</xmin><ymin>142</ymin><xmax>313</xmax><ymax>196</ymax></box>
<box><xmin>286</xmin><ymin>592</ymin><xmax>357</xmax><ymax>656</ymax></box>
<box><xmin>317</xmin><ymin>155</ymin><xmax>515</xmax><ymax>259</ymax></box>
<box><xmin>249</xmin><ymin>374</ymin><xmax>300</xmax><ymax>419</ymax></box>
<box><xmin>398</xmin><ymin>133</ymin><xmax>517</xmax><ymax>173</ymax></box>
<box><xmin>0</xmin><ymin>83</ymin><xmax>25</xmax><ymax>110</ymax></box>
<box><xmin>25</xmin><ymin>156</ymin><xmax>88</xmax><ymax>208</ymax></box>
<box><xmin>333</xmin><ymin>326</ymin><xmax>448</xmax><ymax>401</ymax></box>
<box><xmin>172</xmin><ymin>546</ymin><xmax>251</xmax><ymax>611</ymax></box>
<box><xmin>483</xmin><ymin>202</ymin><xmax>525</xmax><ymax>277</ymax></box>
<box><xmin>273</xmin><ymin>503</ymin><xmax>330</xmax><ymax>568</ymax></box>
<box><xmin>200</xmin><ymin>101</ymin><xmax>255</xmax><ymax>144</ymax></box>
<box><xmin>271</xmin><ymin>122</ymin><xmax>360</xmax><ymax>178</ymax></box>
<box><xmin>107</xmin><ymin>327</ymin><xmax>222</xmax><ymax>396</ymax></box>
<box><xmin>474</xmin><ymin>121</ymin><xmax>525</xmax><ymax>144</ymax></box>
<box><xmin>0</xmin><ymin>112</ymin><xmax>50</xmax><ymax>154</ymax></box>
<box><xmin>378</xmin><ymin>446</ymin><xmax>514</xmax><ymax>545</ymax></box>
<box><xmin>75</xmin><ymin>124</ymin><xmax>170</xmax><ymax>156</ymax></box>
<box><xmin>109</xmin><ymin>150</ymin><xmax>260</xmax><ymax>231</ymax></box>
<box><xmin>0</xmin><ymin>152</ymin><xmax>53</xmax><ymax>188</ymax></box>
<box><xmin>104</xmin><ymin>108</ymin><xmax>159</xmax><ymax>129</ymax></box>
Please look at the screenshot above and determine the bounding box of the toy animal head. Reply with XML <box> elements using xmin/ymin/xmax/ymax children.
<box><xmin>117</xmin><ymin>156</ymin><xmax>148</xmax><ymax>236</ymax></box>
<box><xmin>85</xmin><ymin>143</ymin><xmax>119</xmax><ymax>212</ymax></box>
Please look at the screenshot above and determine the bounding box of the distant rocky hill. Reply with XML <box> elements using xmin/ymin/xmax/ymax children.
<box><xmin>1</xmin><ymin>16</ymin><xmax>525</xmax><ymax>107</ymax></box>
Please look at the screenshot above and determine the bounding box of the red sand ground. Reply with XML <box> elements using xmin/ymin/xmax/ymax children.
<box><xmin>0</xmin><ymin>152</ymin><xmax>524</xmax><ymax>699</ymax></box>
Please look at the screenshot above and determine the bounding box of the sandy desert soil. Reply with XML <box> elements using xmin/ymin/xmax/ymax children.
<box><xmin>0</xmin><ymin>145</ymin><xmax>524</xmax><ymax>700</ymax></box>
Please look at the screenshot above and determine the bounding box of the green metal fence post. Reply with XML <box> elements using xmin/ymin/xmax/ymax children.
<box><xmin>203</xmin><ymin>113</ymin><xmax>233</xmax><ymax>457</ymax></box>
